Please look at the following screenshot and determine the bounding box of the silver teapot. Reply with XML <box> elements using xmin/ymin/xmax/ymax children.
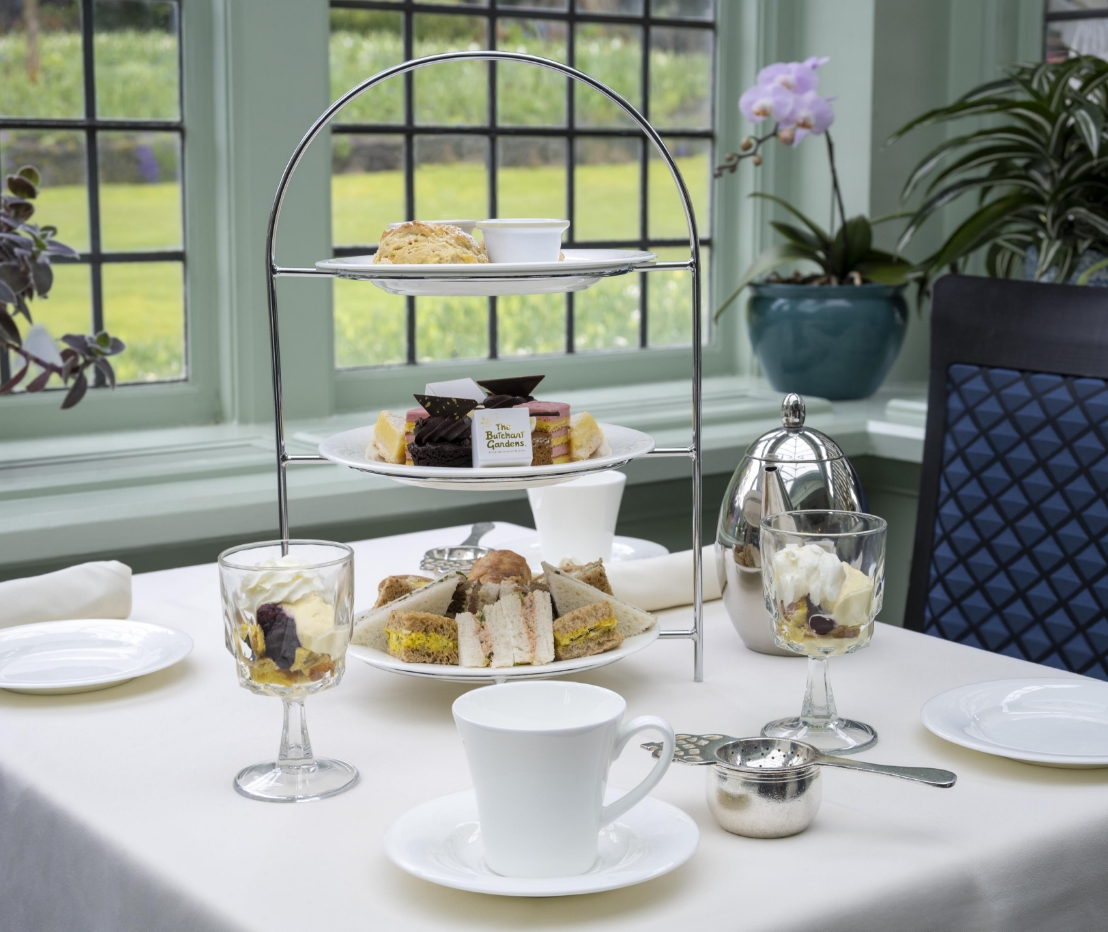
<box><xmin>714</xmin><ymin>394</ymin><xmax>867</xmax><ymax>655</ymax></box>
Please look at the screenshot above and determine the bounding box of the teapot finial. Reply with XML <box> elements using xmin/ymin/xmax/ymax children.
<box><xmin>781</xmin><ymin>393</ymin><xmax>805</xmax><ymax>430</ymax></box>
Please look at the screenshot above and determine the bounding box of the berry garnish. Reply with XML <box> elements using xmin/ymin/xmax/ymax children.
<box><xmin>808</xmin><ymin>614</ymin><xmax>835</xmax><ymax>636</ymax></box>
<box><xmin>255</xmin><ymin>602</ymin><xmax>301</xmax><ymax>670</ymax></box>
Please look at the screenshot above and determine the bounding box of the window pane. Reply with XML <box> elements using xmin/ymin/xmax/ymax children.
<box><xmin>1047</xmin><ymin>0</ymin><xmax>1108</xmax><ymax>10</ymax></box>
<box><xmin>574</xmin><ymin>137</ymin><xmax>640</xmax><ymax>241</ymax></box>
<box><xmin>332</xmin><ymin>135</ymin><xmax>404</xmax><ymax>246</ymax></box>
<box><xmin>649</xmin><ymin>136</ymin><xmax>709</xmax><ymax>239</ymax></box>
<box><xmin>574</xmin><ymin>276</ymin><xmax>639</xmax><ymax>352</ymax></box>
<box><xmin>98</xmin><ymin>131</ymin><xmax>181</xmax><ymax>250</ymax></box>
<box><xmin>0</xmin><ymin>0</ymin><xmax>83</xmax><ymax>119</ymax></box>
<box><xmin>102</xmin><ymin>261</ymin><xmax>184</xmax><ymax>382</ymax></box>
<box><xmin>498</xmin><ymin>0</ymin><xmax>568</xmax><ymax>10</ymax></box>
<box><xmin>1045</xmin><ymin>17</ymin><xmax>1108</xmax><ymax>62</ymax></box>
<box><xmin>416</xmin><ymin>296</ymin><xmax>487</xmax><ymax>362</ymax></box>
<box><xmin>577</xmin><ymin>0</ymin><xmax>644</xmax><ymax>14</ymax></box>
<box><xmin>575</xmin><ymin>24</ymin><xmax>642</xmax><ymax>128</ymax></box>
<box><xmin>415</xmin><ymin>135</ymin><xmax>488</xmax><ymax>220</ymax></box>
<box><xmin>650</xmin><ymin>26</ymin><xmax>712</xmax><ymax>129</ymax></box>
<box><xmin>335</xmin><ymin>280</ymin><xmax>406</xmax><ymax>368</ymax></box>
<box><xmin>413</xmin><ymin>14</ymin><xmax>489</xmax><ymax>126</ymax></box>
<box><xmin>498</xmin><ymin>137</ymin><xmax>566</xmax><ymax>218</ymax></box>
<box><xmin>93</xmin><ymin>0</ymin><xmax>179</xmax><ymax>121</ymax></box>
<box><xmin>26</xmin><ymin>262</ymin><xmax>91</xmax><ymax>341</ymax></box>
<box><xmin>329</xmin><ymin>9</ymin><xmax>404</xmax><ymax>124</ymax></box>
<box><xmin>498</xmin><ymin>293</ymin><xmax>566</xmax><ymax>356</ymax></box>
<box><xmin>652</xmin><ymin>0</ymin><xmax>714</xmax><ymax>19</ymax></box>
<box><xmin>0</xmin><ymin>129</ymin><xmax>89</xmax><ymax>251</ymax></box>
<box><xmin>647</xmin><ymin>245</ymin><xmax>708</xmax><ymax>347</ymax></box>
<box><xmin>497</xmin><ymin>19</ymin><xmax>567</xmax><ymax>126</ymax></box>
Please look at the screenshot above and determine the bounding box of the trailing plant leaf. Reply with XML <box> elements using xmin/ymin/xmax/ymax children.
<box><xmin>0</xmin><ymin>166</ymin><xmax>126</xmax><ymax>406</ymax></box>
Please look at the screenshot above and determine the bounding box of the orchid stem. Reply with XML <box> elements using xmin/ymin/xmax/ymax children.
<box><xmin>825</xmin><ymin>131</ymin><xmax>849</xmax><ymax>276</ymax></box>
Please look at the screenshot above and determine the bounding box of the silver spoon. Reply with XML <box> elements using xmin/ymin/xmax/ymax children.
<box><xmin>642</xmin><ymin>733</ymin><xmax>956</xmax><ymax>788</ymax></box>
<box><xmin>420</xmin><ymin>522</ymin><xmax>496</xmax><ymax>575</ymax></box>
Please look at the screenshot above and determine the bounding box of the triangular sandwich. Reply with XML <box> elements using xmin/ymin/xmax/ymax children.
<box><xmin>541</xmin><ymin>562</ymin><xmax>656</xmax><ymax>639</ymax></box>
<box><xmin>353</xmin><ymin>574</ymin><xmax>460</xmax><ymax>650</ymax></box>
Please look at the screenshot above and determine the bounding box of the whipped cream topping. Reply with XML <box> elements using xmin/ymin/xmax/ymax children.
<box><xmin>239</xmin><ymin>555</ymin><xmax>325</xmax><ymax>609</ymax></box>
<box><xmin>773</xmin><ymin>544</ymin><xmax>846</xmax><ymax>608</ymax></box>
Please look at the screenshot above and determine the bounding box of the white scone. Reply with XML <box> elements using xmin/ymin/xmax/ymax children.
<box><xmin>372</xmin><ymin>221</ymin><xmax>488</xmax><ymax>265</ymax></box>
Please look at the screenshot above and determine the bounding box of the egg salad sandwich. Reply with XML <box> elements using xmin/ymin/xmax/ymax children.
<box><xmin>352</xmin><ymin>573</ymin><xmax>460</xmax><ymax>650</ymax></box>
<box><xmin>552</xmin><ymin>601</ymin><xmax>622</xmax><ymax>660</ymax></box>
<box><xmin>384</xmin><ymin>611</ymin><xmax>458</xmax><ymax>664</ymax></box>
<box><xmin>542</xmin><ymin>561</ymin><xmax>656</xmax><ymax>639</ymax></box>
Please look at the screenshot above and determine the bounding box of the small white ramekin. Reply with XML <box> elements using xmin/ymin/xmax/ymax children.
<box><xmin>475</xmin><ymin>219</ymin><xmax>570</xmax><ymax>264</ymax></box>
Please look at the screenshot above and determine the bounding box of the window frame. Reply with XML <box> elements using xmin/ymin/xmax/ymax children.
<box><xmin>0</xmin><ymin>0</ymin><xmax>221</xmax><ymax>439</ymax></box>
<box><xmin>328</xmin><ymin>0</ymin><xmax>717</xmax><ymax>373</ymax></box>
<box><xmin>1043</xmin><ymin>2</ymin><xmax>1108</xmax><ymax>61</ymax></box>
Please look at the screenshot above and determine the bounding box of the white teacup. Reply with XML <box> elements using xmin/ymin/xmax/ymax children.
<box><xmin>452</xmin><ymin>681</ymin><xmax>676</xmax><ymax>878</ymax></box>
<box><xmin>527</xmin><ymin>470</ymin><xmax>627</xmax><ymax>564</ymax></box>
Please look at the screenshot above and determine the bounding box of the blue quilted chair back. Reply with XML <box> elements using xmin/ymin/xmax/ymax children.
<box><xmin>906</xmin><ymin>276</ymin><xmax>1108</xmax><ymax>681</ymax></box>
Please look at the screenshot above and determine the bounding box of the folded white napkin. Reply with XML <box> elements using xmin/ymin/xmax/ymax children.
<box><xmin>607</xmin><ymin>546</ymin><xmax>722</xmax><ymax>611</ymax></box>
<box><xmin>0</xmin><ymin>561</ymin><xmax>132</xmax><ymax>628</ymax></box>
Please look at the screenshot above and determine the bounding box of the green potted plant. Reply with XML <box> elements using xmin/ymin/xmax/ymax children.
<box><xmin>0</xmin><ymin>166</ymin><xmax>124</xmax><ymax>408</ymax></box>
<box><xmin>890</xmin><ymin>55</ymin><xmax>1108</xmax><ymax>288</ymax></box>
<box><xmin>716</xmin><ymin>58</ymin><xmax>913</xmax><ymax>401</ymax></box>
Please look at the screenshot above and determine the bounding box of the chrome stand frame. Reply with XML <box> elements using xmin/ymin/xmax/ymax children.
<box><xmin>263</xmin><ymin>52</ymin><xmax>704</xmax><ymax>681</ymax></box>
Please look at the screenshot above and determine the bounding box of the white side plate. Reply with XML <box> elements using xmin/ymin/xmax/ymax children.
<box><xmin>384</xmin><ymin>788</ymin><xmax>698</xmax><ymax>897</ymax></box>
<box><xmin>315</xmin><ymin>249</ymin><xmax>656</xmax><ymax>297</ymax></box>
<box><xmin>497</xmin><ymin>535</ymin><xmax>669</xmax><ymax>573</ymax></box>
<box><xmin>319</xmin><ymin>422</ymin><xmax>655</xmax><ymax>491</ymax></box>
<box><xmin>0</xmin><ymin>619</ymin><xmax>194</xmax><ymax>695</ymax></box>
<box><xmin>349</xmin><ymin>626</ymin><xmax>659</xmax><ymax>684</ymax></box>
<box><xmin>921</xmin><ymin>677</ymin><xmax>1108</xmax><ymax>768</ymax></box>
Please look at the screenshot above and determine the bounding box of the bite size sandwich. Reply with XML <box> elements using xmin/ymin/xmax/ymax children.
<box><xmin>373</xmin><ymin>221</ymin><xmax>487</xmax><ymax>265</ymax></box>
<box><xmin>373</xmin><ymin>574</ymin><xmax>432</xmax><ymax>609</ymax></box>
<box><xmin>352</xmin><ymin>573</ymin><xmax>461</xmax><ymax>650</ymax></box>
<box><xmin>384</xmin><ymin>611</ymin><xmax>458</xmax><ymax>664</ymax></box>
<box><xmin>553</xmin><ymin>601</ymin><xmax>623</xmax><ymax>660</ymax></box>
<box><xmin>558</xmin><ymin>559</ymin><xmax>613</xmax><ymax>595</ymax></box>
<box><xmin>457</xmin><ymin>587</ymin><xmax>554</xmax><ymax>668</ymax></box>
<box><xmin>542</xmin><ymin>561</ymin><xmax>656</xmax><ymax>639</ymax></box>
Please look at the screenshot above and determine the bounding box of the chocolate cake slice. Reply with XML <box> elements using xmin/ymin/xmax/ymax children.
<box><xmin>407</xmin><ymin>394</ymin><xmax>477</xmax><ymax>468</ymax></box>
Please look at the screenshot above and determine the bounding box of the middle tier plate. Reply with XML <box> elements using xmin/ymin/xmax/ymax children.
<box><xmin>319</xmin><ymin>422</ymin><xmax>655</xmax><ymax>491</ymax></box>
<box><xmin>315</xmin><ymin>248</ymin><xmax>657</xmax><ymax>297</ymax></box>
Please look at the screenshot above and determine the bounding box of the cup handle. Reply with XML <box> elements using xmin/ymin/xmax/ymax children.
<box><xmin>600</xmin><ymin>715</ymin><xmax>676</xmax><ymax>826</ymax></box>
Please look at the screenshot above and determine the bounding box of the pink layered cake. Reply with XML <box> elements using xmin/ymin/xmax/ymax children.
<box><xmin>404</xmin><ymin>406</ymin><xmax>428</xmax><ymax>465</ymax></box>
<box><xmin>515</xmin><ymin>400</ymin><xmax>570</xmax><ymax>465</ymax></box>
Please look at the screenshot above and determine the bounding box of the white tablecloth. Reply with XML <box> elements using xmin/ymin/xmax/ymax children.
<box><xmin>1</xmin><ymin>522</ymin><xmax>1106</xmax><ymax>932</ymax></box>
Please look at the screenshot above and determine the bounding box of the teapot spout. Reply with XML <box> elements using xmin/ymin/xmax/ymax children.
<box><xmin>761</xmin><ymin>464</ymin><xmax>794</xmax><ymax>525</ymax></box>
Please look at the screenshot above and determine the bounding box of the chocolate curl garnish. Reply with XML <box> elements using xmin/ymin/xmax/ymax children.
<box><xmin>414</xmin><ymin>394</ymin><xmax>479</xmax><ymax>421</ymax></box>
<box><xmin>476</xmin><ymin>375</ymin><xmax>545</xmax><ymax>400</ymax></box>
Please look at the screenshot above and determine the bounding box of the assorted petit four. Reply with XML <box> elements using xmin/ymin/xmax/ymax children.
<box><xmin>366</xmin><ymin>373</ymin><xmax>613</xmax><ymax>471</ymax></box>
<box><xmin>373</xmin><ymin>221</ymin><xmax>487</xmax><ymax>265</ymax></box>
<box><xmin>352</xmin><ymin>549</ymin><xmax>656</xmax><ymax>668</ymax></box>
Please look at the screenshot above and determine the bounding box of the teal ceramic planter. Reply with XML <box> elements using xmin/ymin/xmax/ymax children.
<box><xmin>747</xmin><ymin>282</ymin><xmax>908</xmax><ymax>401</ymax></box>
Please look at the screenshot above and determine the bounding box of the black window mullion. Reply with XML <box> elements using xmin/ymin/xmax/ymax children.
<box><xmin>565</xmin><ymin>6</ymin><xmax>577</xmax><ymax>356</ymax></box>
<box><xmin>639</xmin><ymin>3</ymin><xmax>650</xmax><ymax>349</ymax></box>
<box><xmin>404</xmin><ymin>8</ymin><xmax>417</xmax><ymax>365</ymax></box>
<box><xmin>80</xmin><ymin>0</ymin><xmax>106</xmax><ymax>386</ymax></box>
<box><xmin>488</xmin><ymin>10</ymin><xmax>498</xmax><ymax>360</ymax></box>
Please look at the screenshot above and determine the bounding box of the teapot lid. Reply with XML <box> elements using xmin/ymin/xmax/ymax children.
<box><xmin>745</xmin><ymin>393</ymin><xmax>846</xmax><ymax>463</ymax></box>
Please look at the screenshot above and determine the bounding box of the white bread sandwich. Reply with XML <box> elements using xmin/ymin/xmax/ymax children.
<box><xmin>459</xmin><ymin>583</ymin><xmax>554</xmax><ymax>668</ymax></box>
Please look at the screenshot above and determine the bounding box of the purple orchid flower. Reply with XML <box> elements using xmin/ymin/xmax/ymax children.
<box><xmin>739</xmin><ymin>82</ymin><xmax>795</xmax><ymax>123</ymax></box>
<box><xmin>756</xmin><ymin>60</ymin><xmax>819</xmax><ymax>96</ymax></box>
<box><xmin>784</xmin><ymin>91</ymin><xmax>835</xmax><ymax>146</ymax></box>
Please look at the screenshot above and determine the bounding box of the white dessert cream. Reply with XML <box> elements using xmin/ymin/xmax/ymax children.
<box><xmin>771</xmin><ymin>544</ymin><xmax>874</xmax><ymax>646</ymax></box>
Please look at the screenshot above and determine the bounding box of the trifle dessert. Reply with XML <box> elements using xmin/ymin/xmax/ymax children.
<box><xmin>770</xmin><ymin>543</ymin><xmax>875</xmax><ymax>656</ymax></box>
<box><xmin>231</xmin><ymin>555</ymin><xmax>350</xmax><ymax>695</ymax></box>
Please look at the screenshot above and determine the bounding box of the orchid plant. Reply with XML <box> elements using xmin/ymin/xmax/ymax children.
<box><xmin>715</xmin><ymin>58</ymin><xmax>913</xmax><ymax>319</ymax></box>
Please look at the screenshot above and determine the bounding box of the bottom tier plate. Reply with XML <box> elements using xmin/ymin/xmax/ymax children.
<box><xmin>348</xmin><ymin>626</ymin><xmax>659</xmax><ymax>684</ymax></box>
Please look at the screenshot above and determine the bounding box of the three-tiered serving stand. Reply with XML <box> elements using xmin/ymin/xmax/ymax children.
<box><xmin>263</xmin><ymin>53</ymin><xmax>705</xmax><ymax>680</ymax></box>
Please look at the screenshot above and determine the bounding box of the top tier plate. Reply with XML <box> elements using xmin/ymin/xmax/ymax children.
<box><xmin>315</xmin><ymin>248</ymin><xmax>656</xmax><ymax>297</ymax></box>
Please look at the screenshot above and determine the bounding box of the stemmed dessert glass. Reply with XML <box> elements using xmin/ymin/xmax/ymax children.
<box><xmin>759</xmin><ymin>511</ymin><xmax>887</xmax><ymax>754</ymax></box>
<box><xmin>219</xmin><ymin>540</ymin><xmax>358</xmax><ymax>802</ymax></box>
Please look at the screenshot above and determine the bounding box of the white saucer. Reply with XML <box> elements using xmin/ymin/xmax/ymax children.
<box><xmin>0</xmin><ymin>619</ymin><xmax>194</xmax><ymax>694</ymax></box>
<box><xmin>921</xmin><ymin>677</ymin><xmax>1108</xmax><ymax>768</ymax></box>
<box><xmin>349</xmin><ymin>626</ymin><xmax>658</xmax><ymax>684</ymax></box>
<box><xmin>384</xmin><ymin>788</ymin><xmax>698</xmax><ymax>896</ymax></box>
<box><xmin>497</xmin><ymin>535</ymin><xmax>669</xmax><ymax>573</ymax></box>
